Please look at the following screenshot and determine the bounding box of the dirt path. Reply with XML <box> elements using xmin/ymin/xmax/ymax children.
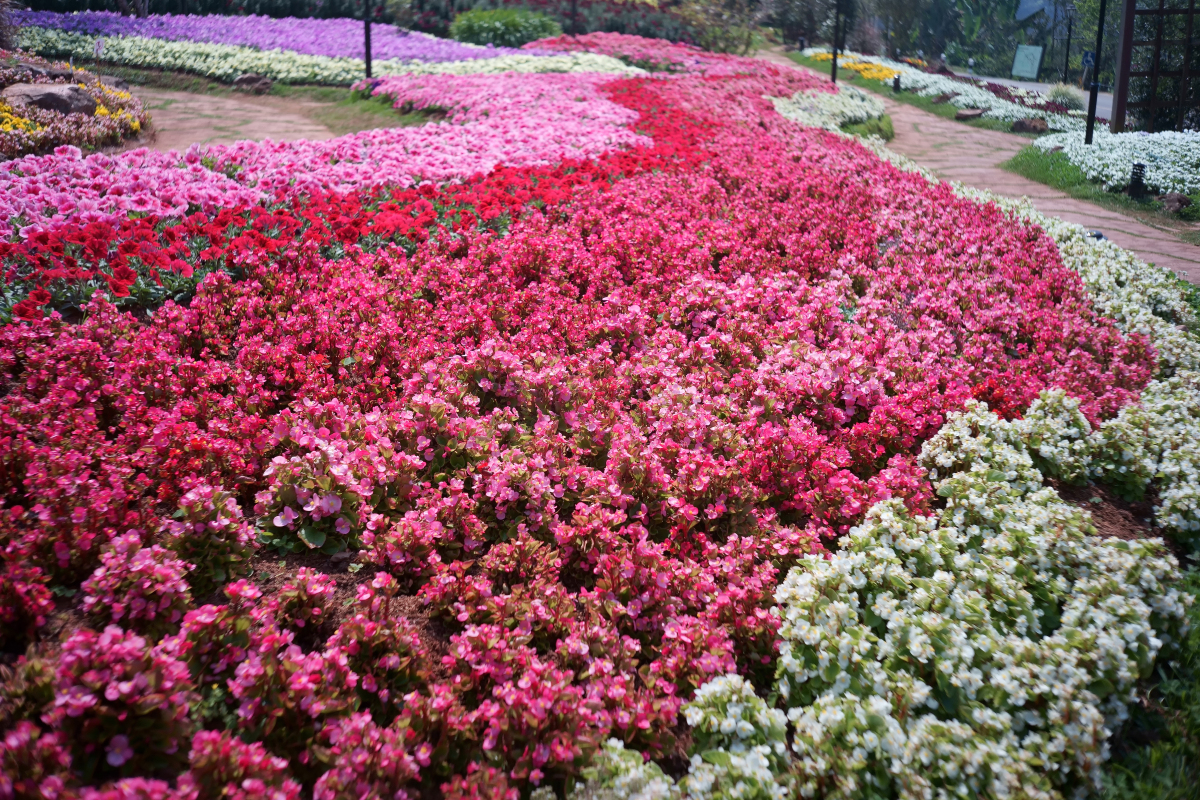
<box><xmin>135</xmin><ymin>87</ymin><xmax>334</xmax><ymax>152</ymax></box>
<box><xmin>759</xmin><ymin>49</ymin><xmax>1200</xmax><ymax>284</ymax></box>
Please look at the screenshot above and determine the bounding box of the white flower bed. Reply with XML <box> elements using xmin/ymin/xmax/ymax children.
<box><xmin>1033</xmin><ymin>130</ymin><xmax>1200</xmax><ymax>195</ymax></box>
<box><xmin>773</xmin><ymin>400</ymin><xmax>1191</xmax><ymax>798</ymax></box>
<box><xmin>16</xmin><ymin>26</ymin><xmax>641</xmax><ymax>86</ymax></box>
<box><xmin>800</xmin><ymin>46</ymin><xmax>1089</xmax><ymax>132</ymax></box>
<box><xmin>769</xmin><ymin>85</ymin><xmax>885</xmax><ymax>131</ymax></box>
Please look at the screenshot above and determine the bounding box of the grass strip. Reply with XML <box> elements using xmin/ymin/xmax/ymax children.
<box><xmin>1002</xmin><ymin>146</ymin><xmax>1200</xmax><ymax>249</ymax></box>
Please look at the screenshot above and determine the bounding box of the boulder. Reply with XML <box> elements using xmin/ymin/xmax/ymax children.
<box><xmin>1012</xmin><ymin>117</ymin><xmax>1049</xmax><ymax>134</ymax></box>
<box><xmin>15</xmin><ymin>60</ymin><xmax>49</xmax><ymax>78</ymax></box>
<box><xmin>931</xmin><ymin>92</ymin><xmax>959</xmax><ymax>104</ymax></box>
<box><xmin>954</xmin><ymin>107</ymin><xmax>986</xmax><ymax>120</ymax></box>
<box><xmin>233</xmin><ymin>73</ymin><xmax>273</xmax><ymax>94</ymax></box>
<box><xmin>1</xmin><ymin>83</ymin><xmax>97</xmax><ymax>116</ymax></box>
<box><xmin>46</xmin><ymin>67</ymin><xmax>78</xmax><ymax>81</ymax></box>
<box><xmin>99</xmin><ymin>75</ymin><xmax>131</xmax><ymax>92</ymax></box>
<box><xmin>1159</xmin><ymin>192</ymin><xmax>1193</xmax><ymax>214</ymax></box>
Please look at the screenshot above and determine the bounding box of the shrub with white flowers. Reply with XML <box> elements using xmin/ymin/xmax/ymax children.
<box><xmin>774</xmin><ymin>400</ymin><xmax>1193</xmax><ymax>800</ymax></box>
<box><xmin>1033</xmin><ymin>130</ymin><xmax>1200</xmax><ymax>195</ymax></box>
<box><xmin>770</xmin><ymin>85</ymin><xmax>886</xmax><ymax>132</ymax></box>
<box><xmin>1093</xmin><ymin>371</ymin><xmax>1200</xmax><ymax>544</ymax></box>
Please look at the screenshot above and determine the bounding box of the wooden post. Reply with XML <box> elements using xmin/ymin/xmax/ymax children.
<box><xmin>1084</xmin><ymin>0</ymin><xmax>1108</xmax><ymax>143</ymax></box>
<box><xmin>1109</xmin><ymin>0</ymin><xmax>1136</xmax><ymax>132</ymax></box>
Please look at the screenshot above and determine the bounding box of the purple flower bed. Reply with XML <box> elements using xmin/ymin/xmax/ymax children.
<box><xmin>13</xmin><ymin>10</ymin><xmax>530</xmax><ymax>62</ymax></box>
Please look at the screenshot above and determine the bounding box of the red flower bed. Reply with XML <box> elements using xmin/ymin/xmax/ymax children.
<box><xmin>0</xmin><ymin>52</ymin><xmax>1153</xmax><ymax>797</ymax></box>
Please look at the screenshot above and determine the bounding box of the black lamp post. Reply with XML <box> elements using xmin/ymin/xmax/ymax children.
<box><xmin>831</xmin><ymin>0</ymin><xmax>842</xmax><ymax>84</ymax></box>
<box><xmin>364</xmin><ymin>0</ymin><xmax>373</xmax><ymax>79</ymax></box>
<box><xmin>1084</xmin><ymin>0</ymin><xmax>1108</xmax><ymax>144</ymax></box>
<box><xmin>1062</xmin><ymin>3</ymin><xmax>1075</xmax><ymax>82</ymax></box>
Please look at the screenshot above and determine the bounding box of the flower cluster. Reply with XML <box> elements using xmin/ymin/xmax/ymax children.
<box><xmin>770</xmin><ymin>85</ymin><xmax>884</xmax><ymax>132</ymax></box>
<box><xmin>1033</xmin><ymin>129</ymin><xmax>1200</xmax><ymax>195</ymax></box>
<box><xmin>773</xmin><ymin>401</ymin><xmax>1192</xmax><ymax>799</ymax></box>
<box><xmin>0</xmin><ymin>50</ymin><xmax>148</xmax><ymax>158</ymax></box>
<box><xmin>802</xmin><ymin>47</ymin><xmax>1096</xmax><ymax>130</ymax></box>
<box><xmin>160</xmin><ymin>483</ymin><xmax>257</xmax><ymax>596</ymax></box>
<box><xmin>45</xmin><ymin>625</ymin><xmax>195</xmax><ymax>782</ymax></box>
<box><xmin>176</xmin><ymin>730</ymin><xmax>302</xmax><ymax>800</ymax></box>
<box><xmin>525</xmin><ymin>31</ymin><xmax>748</xmax><ymax>74</ymax></box>
<box><xmin>14</xmin><ymin>10</ymin><xmax>527</xmax><ymax>62</ymax></box>
<box><xmin>81</xmin><ymin>531</ymin><xmax>195</xmax><ymax>637</ymax></box>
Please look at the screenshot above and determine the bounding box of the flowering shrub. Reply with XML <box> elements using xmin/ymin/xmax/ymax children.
<box><xmin>774</xmin><ymin>401</ymin><xmax>1193</xmax><ymax>799</ymax></box>
<box><xmin>0</xmin><ymin>722</ymin><xmax>75</xmax><ymax>800</ymax></box>
<box><xmin>46</xmin><ymin>625</ymin><xmax>195</xmax><ymax>782</ymax></box>
<box><xmin>1033</xmin><ymin>129</ymin><xmax>1200</xmax><ymax>195</ymax></box>
<box><xmin>161</xmin><ymin>483</ymin><xmax>256</xmax><ymax>596</ymax></box>
<box><xmin>81</xmin><ymin>531</ymin><xmax>194</xmax><ymax>637</ymax></box>
<box><xmin>769</xmin><ymin>84</ymin><xmax>882</xmax><ymax>131</ymax></box>
<box><xmin>326</xmin><ymin>574</ymin><xmax>429</xmax><ymax>723</ymax></box>
<box><xmin>177</xmin><ymin>730</ymin><xmax>302</xmax><ymax>800</ymax></box>
<box><xmin>16</xmin><ymin>22</ymin><xmax>634</xmax><ymax>87</ymax></box>
<box><xmin>275</xmin><ymin>567</ymin><xmax>336</xmax><ymax>630</ymax></box>
<box><xmin>0</xmin><ymin>559</ymin><xmax>54</xmax><ymax>650</ymax></box>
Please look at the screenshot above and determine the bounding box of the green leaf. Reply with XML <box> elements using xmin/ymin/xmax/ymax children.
<box><xmin>702</xmin><ymin>750</ymin><xmax>733</xmax><ymax>767</ymax></box>
<box><xmin>1088</xmin><ymin>678</ymin><xmax>1115</xmax><ymax>699</ymax></box>
<box><xmin>341</xmin><ymin>356</ymin><xmax>357</xmax><ymax>366</ymax></box>
<box><xmin>298</xmin><ymin>526</ymin><xmax>326</xmax><ymax>549</ymax></box>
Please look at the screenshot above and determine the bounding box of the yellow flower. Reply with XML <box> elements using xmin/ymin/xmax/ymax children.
<box><xmin>0</xmin><ymin>101</ymin><xmax>39</xmax><ymax>133</ymax></box>
<box><xmin>95</xmin><ymin>104</ymin><xmax>111</xmax><ymax>117</ymax></box>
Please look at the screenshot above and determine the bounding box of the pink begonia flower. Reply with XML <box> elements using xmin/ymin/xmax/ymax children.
<box><xmin>106</xmin><ymin>734</ymin><xmax>134</xmax><ymax>767</ymax></box>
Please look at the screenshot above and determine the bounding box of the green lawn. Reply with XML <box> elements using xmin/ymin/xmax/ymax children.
<box><xmin>1002</xmin><ymin>147</ymin><xmax>1200</xmax><ymax>248</ymax></box>
<box><xmin>785</xmin><ymin>52</ymin><xmax>1039</xmax><ymax>137</ymax></box>
<box><xmin>73</xmin><ymin>61</ymin><xmax>433</xmax><ymax>136</ymax></box>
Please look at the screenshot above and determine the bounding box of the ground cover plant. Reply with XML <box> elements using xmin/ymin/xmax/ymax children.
<box><xmin>0</xmin><ymin>50</ymin><xmax>148</xmax><ymax>157</ymax></box>
<box><xmin>0</xmin><ymin>26</ymin><xmax>1198</xmax><ymax>800</ymax></box>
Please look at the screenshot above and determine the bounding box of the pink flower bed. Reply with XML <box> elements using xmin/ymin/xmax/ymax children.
<box><xmin>1</xmin><ymin>72</ymin><xmax>645</xmax><ymax>241</ymax></box>
<box><xmin>0</xmin><ymin>37</ymin><xmax>1156</xmax><ymax>799</ymax></box>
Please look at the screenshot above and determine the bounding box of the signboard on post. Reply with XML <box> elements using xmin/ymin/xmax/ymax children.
<box><xmin>1012</xmin><ymin>45</ymin><xmax>1044</xmax><ymax>79</ymax></box>
<box><xmin>1081</xmin><ymin>50</ymin><xmax>1095</xmax><ymax>69</ymax></box>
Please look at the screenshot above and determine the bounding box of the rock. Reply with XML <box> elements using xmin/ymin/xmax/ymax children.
<box><xmin>1159</xmin><ymin>192</ymin><xmax>1193</xmax><ymax>213</ymax></box>
<box><xmin>233</xmin><ymin>73</ymin><xmax>273</xmax><ymax>94</ymax></box>
<box><xmin>330</xmin><ymin>550</ymin><xmax>353</xmax><ymax>562</ymax></box>
<box><xmin>955</xmin><ymin>108</ymin><xmax>986</xmax><ymax>120</ymax></box>
<box><xmin>15</xmin><ymin>60</ymin><xmax>49</xmax><ymax>78</ymax></box>
<box><xmin>1</xmin><ymin>83</ymin><xmax>97</xmax><ymax>116</ymax></box>
<box><xmin>99</xmin><ymin>75</ymin><xmax>131</xmax><ymax>92</ymax></box>
<box><xmin>1012</xmin><ymin>117</ymin><xmax>1049</xmax><ymax>134</ymax></box>
<box><xmin>931</xmin><ymin>92</ymin><xmax>959</xmax><ymax>104</ymax></box>
<box><xmin>1087</xmin><ymin>230</ymin><xmax>1107</xmax><ymax>241</ymax></box>
<box><xmin>46</xmin><ymin>67</ymin><xmax>78</xmax><ymax>81</ymax></box>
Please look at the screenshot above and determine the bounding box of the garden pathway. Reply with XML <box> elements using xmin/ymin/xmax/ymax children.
<box><xmin>758</xmin><ymin>49</ymin><xmax>1200</xmax><ymax>285</ymax></box>
<box><xmin>132</xmin><ymin>87</ymin><xmax>334</xmax><ymax>152</ymax></box>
